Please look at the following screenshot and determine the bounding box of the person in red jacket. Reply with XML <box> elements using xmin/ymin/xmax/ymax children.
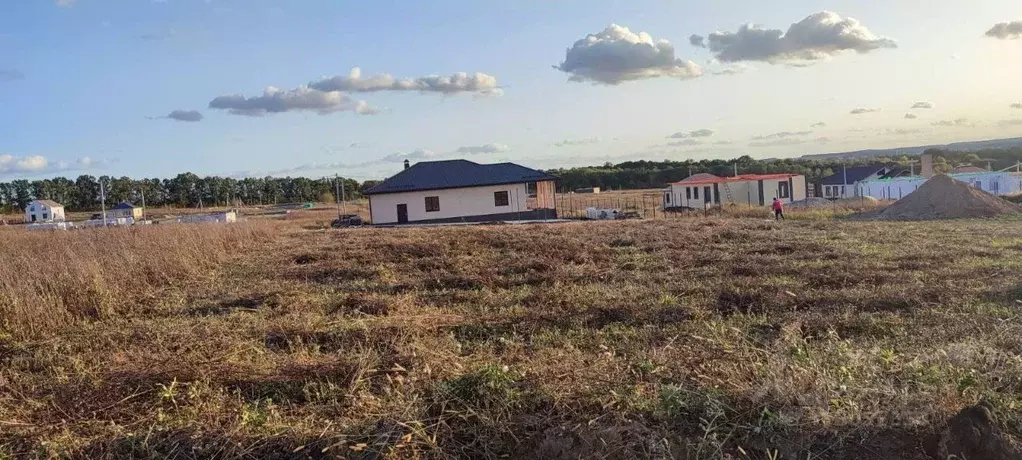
<box><xmin>772</xmin><ymin>197</ymin><xmax>784</xmax><ymax>220</ymax></box>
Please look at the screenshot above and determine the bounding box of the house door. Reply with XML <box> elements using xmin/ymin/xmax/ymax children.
<box><xmin>31</xmin><ymin>214</ymin><xmax>36</xmax><ymax>222</ymax></box>
<box><xmin>757</xmin><ymin>180</ymin><xmax>765</xmax><ymax>206</ymax></box>
<box><xmin>703</xmin><ymin>186</ymin><xmax>711</xmax><ymax>204</ymax></box>
<box><xmin>396</xmin><ymin>204</ymin><xmax>408</xmax><ymax>224</ymax></box>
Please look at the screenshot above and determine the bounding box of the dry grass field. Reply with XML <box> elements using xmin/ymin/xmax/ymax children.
<box><xmin>2</xmin><ymin>214</ymin><xmax>1022</xmax><ymax>459</ymax></box>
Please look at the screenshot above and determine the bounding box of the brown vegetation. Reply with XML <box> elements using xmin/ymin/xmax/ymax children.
<box><xmin>2</xmin><ymin>216</ymin><xmax>1022</xmax><ymax>459</ymax></box>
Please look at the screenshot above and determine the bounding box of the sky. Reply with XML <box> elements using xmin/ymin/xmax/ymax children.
<box><xmin>2</xmin><ymin>0</ymin><xmax>1022</xmax><ymax>180</ymax></box>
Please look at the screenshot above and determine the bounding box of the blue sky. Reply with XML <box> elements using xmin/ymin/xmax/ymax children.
<box><xmin>2</xmin><ymin>0</ymin><xmax>1022</xmax><ymax>180</ymax></box>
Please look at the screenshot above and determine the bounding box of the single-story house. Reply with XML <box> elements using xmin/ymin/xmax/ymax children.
<box><xmin>860</xmin><ymin>172</ymin><xmax>1022</xmax><ymax>200</ymax></box>
<box><xmin>364</xmin><ymin>159</ymin><xmax>558</xmax><ymax>225</ymax></box>
<box><xmin>109</xmin><ymin>202</ymin><xmax>143</xmax><ymax>220</ymax></box>
<box><xmin>952</xmin><ymin>165</ymin><xmax>987</xmax><ymax>174</ymax></box>
<box><xmin>819</xmin><ymin>165</ymin><xmax>891</xmax><ymax>199</ymax></box>
<box><xmin>664</xmin><ymin>173</ymin><xmax>807</xmax><ymax>209</ymax></box>
<box><xmin>24</xmin><ymin>200</ymin><xmax>66</xmax><ymax>223</ymax></box>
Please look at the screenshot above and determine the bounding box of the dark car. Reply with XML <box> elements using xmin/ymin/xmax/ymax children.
<box><xmin>331</xmin><ymin>215</ymin><xmax>363</xmax><ymax>228</ymax></box>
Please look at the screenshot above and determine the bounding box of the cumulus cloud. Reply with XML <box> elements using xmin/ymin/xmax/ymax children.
<box><xmin>1011</xmin><ymin>103</ymin><xmax>1022</xmax><ymax>109</ymax></box>
<box><xmin>56</xmin><ymin>0</ymin><xmax>76</xmax><ymax>8</ymax></box>
<box><xmin>911</xmin><ymin>101</ymin><xmax>933</xmax><ymax>109</ymax></box>
<box><xmin>0</xmin><ymin>155</ymin><xmax>104</xmax><ymax>177</ymax></box>
<box><xmin>554</xmin><ymin>138</ymin><xmax>600</xmax><ymax>147</ymax></box>
<box><xmin>700</xmin><ymin>11</ymin><xmax>896</xmax><ymax>64</ymax></box>
<box><xmin>309</xmin><ymin>67</ymin><xmax>500</xmax><ymax>95</ymax></box>
<box><xmin>456</xmin><ymin>143</ymin><xmax>510</xmax><ymax>154</ymax></box>
<box><xmin>986</xmin><ymin>21</ymin><xmax>1022</xmax><ymax>40</ymax></box>
<box><xmin>208</xmin><ymin>86</ymin><xmax>378</xmax><ymax>117</ymax></box>
<box><xmin>667</xmin><ymin>139</ymin><xmax>702</xmax><ymax>147</ymax></box>
<box><xmin>668</xmin><ymin>129</ymin><xmax>715</xmax><ymax>139</ymax></box>
<box><xmin>850</xmin><ymin>108</ymin><xmax>879</xmax><ymax>114</ymax></box>
<box><xmin>931</xmin><ymin>117</ymin><xmax>971</xmax><ymax>127</ymax></box>
<box><xmin>689</xmin><ymin>34</ymin><xmax>706</xmax><ymax>47</ymax></box>
<box><xmin>810</xmin><ymin>122</ymin><xmax>826</xmax><ymax>128</ymax></box>
<box><xmin>381</xmin><ymin>149</ymin><xmax>436</xmax><ymax>163</ymax></box>
<box><xmin>750</xmin><ymin>130</ymin><xmax>812</xmax><ymax>140</ymax></box>
<box><xmin>555</xmin><ymin>24</ymin><xmax>701</xmax><ymax>84</ymax></box>
<box><xmin>156</xmin><ymin>109</ymin><xmax>204</xmax><ymax>122</ymax></box>
<box><xmin>0</xmin><ymin>69</ymin><xmax>25</xmax><ymax>82</ymax></box>
<box><xmin>713</xmin><ymin>140</ymin><xmax>734</xmax><ymax>145</ymax></box>
<box><xmin>905</xmin><ymin>113</ymin><xmax>918</xmax><ymax>119</ymax></box>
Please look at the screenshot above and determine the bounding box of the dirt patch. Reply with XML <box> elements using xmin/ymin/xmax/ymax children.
<box><xmin>857</xmin><ymin>175</ymin><xmax>1020</xmax><ymax>220</ymax></box>
<box><xmin>938</xmin><ymin>403</ymin><xmax>1021</xmax><ymax>459</ymax></box>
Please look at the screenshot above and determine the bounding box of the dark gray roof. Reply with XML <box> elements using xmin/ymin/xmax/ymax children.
<box><xmin>821</xmin><ymin>165</ymin><xmax>887</xmax><ymax>185</ymax></box>
<box><xmin>364</xmin><ymin>160</ymin><xmax>557</xmax><ymax>195</ymax></box>
<box><xmin>112</xmin><ymin>202</ymin><xmax>138</xmax><ymax>210</ymax></box>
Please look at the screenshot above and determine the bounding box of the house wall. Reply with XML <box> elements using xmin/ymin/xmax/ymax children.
<box><xmin>24</xmin><ymin>202</ymin><xmax>65</xmax><ymax>223</ymax></box>
<box><xmin>665</xmin><ymin>176</ymin><xmax>805</xmax><ymax>208</ymax></box>
<box><xmin>110</xmin><ymin>208</ymin><xmax>143</xmax><ymax>219</ymax></box>
<box><xmin>860</xmin><ymin>173</ymin><xmax>1022</xmax><ymax>200</ymax></box>
<box><xmin>369</xmin><ymin>183</ymin><xmax>531</xmax><ymax>224</ymax></box>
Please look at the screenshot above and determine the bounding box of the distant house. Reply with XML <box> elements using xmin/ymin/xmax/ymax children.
<box><xmin>820</xmin><ymin>165</ymin><xmax>891</xmax><ymax>199</ymax></box>
<box><xmin>861</xmin><ymin>172</ymin><xmax>1022</xmax><ymax>200</ymax></box>
<box><xmin>664</xmin><ymin>174</ymin><xmax>807</xmax><ymax>209</ymax></box>
<box><xmin>364</xmin><ymin>159</ymin><xmax>558</xmax><ymax>225</ymax></box>
<box><xmin>109</xmin><ymin>202</ymin><xmax>143</xmax><ymax>220</ymax></box>
<box><xmin>952</xmin><ymin>165</ymin><xmax>987</xmax><ymax>174</ymax></box>
<box><xmin>24</xmin><ymin>200</ymin><xmax>65</xmax><ymax>223</ymax></box>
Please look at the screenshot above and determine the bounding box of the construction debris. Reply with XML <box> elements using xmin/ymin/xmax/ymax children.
<box><xmin>857</xmin><ymin>174</ymin><xmax>1020</xmax><ymax>220</ymax></box>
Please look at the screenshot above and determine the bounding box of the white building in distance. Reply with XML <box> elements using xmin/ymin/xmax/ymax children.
<box><xmin>24</xmin><ymin>200</ymin><xmax>66</xmax><ymax>223</ymax></box>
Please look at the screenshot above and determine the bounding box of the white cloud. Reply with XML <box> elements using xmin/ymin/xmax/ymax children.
<box><xmin>904</xmin><ymin>113</ymin><xmax>918</xmax><ymax>119</ymax></box>
<box><xmin>554</xmin><ymin>138</ymin><xmax>600</xmax><ymax>147</ymax></box>
<box><xmin>1011</xmin><ymin>103</ymin><xmax>1022</xmax><ymax>109</ymax></box>
<box><xmin>0</xmin><ymin>155</ymin><xmax>104</xmax><ymax>177</ymax></box>
<box><xmin>931</xmin><ymin>117</ymin><xmax>972</xmax><ymax>127</ymax></box>
<box><xmin>750</xmin><ymin>130</ymin><xmax>812</xmax><ymax>140</ymax></box>
<box><xmin>160</xmin><ymin>110</ymin><xmax>203</xmax><ymax>122</ymax></box>
<box><xmin>911</xmin><ymin>101</ymin><xmax>934</xmax><ymax>109</ymax></box>
<box><xmin>380</xmin><ymin>149</ymin><xmax>436</xmax><ymax>163</ymax></box>
<box><xmin>555</xmin><ymin>24</ymin><xmax>701</xmax><ymax>84</ymax></box>
<box><xmin>208</xmin><ymin>86</ymin><xmax>378</xmax><ymax>117</ymax></box>
<box><xmin>310</xmin><ymin>67</ymin><xmax>500</xmax><ymax>95</ymax></box>
<box><xmin>667</xmin><ymin>139</ymin><xmax>702</xmax><ymax>147</ymax></box>
<box><xmin>810</xmin><ymin>122</ymin><xmax>826</xmax><ymax>128</ymax></box>
<box><xmin>986</xmin><ymin>21</ymin><xmax>1022</xmax><ymax>40</ymax></box>
<box><xmin>668</xmin><ymin>129</ymin><xmax>715</xmax><ymax>139</ymax></box>
<box><xmin>700</xmin><ymin>12</ymin><xmax>896</xmax><ymax>64</ymax></box>
<box><xmin>850</xmin><ymin>108</ymin><xmax>879</xmax><ymax>114</ymax></box>
<box><xmin>456</xmin><ymin>143</ymin><xmax>510</xmax><ymax>154</ymax></box>
<box><xmin>56</xmin><ymin>0</ymin><xmax>76</xmax><ymax>8</ymax></box>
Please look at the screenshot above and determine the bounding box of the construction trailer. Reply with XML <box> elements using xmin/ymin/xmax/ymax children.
<box><xmin>176</xmin><ymin>211</ymin><xmax>237</xmax><ymax>224</ymax></box>
<box><xmin>664</xmin><ymin>174</ymin><xmax>807</xmax><ymax>209</ymax></box>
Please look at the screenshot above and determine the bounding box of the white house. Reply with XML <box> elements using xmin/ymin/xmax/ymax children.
<box><xmin>24</xmin><ymin>200</ymin><xmax>66</xmax><ymax>223</ymax></box>
<box><xmin>819</xmin><ymin>165</ymin><xmax>907</xmax><ymax>199</ymax></box>
<box><xmin>860</xmin><ymin>172</ymin><xmax>1022</xmax><ymax>200</ymax></box>
<box><xmin>664</xmin><ymin>173</ymin><xmax>807</xmax><ymax>209</ymax></box>
<box><xmin>364</xmin><ymin>159</ymin><xmax>558</xmax><ymax>225</ymax></box>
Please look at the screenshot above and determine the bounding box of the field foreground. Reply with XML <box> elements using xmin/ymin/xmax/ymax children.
<box><xmin>2</xmin><ymin>218</ymin><xmax>1022</xmax><ymax>459</ymax></box>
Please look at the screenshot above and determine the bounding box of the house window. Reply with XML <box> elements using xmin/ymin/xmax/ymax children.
<box><xmin>42</xmin><ymin>213</ymin><xmax>48</xmax><ymax>219</ymax></box>
<box><xmin>424</xmin><ymin>196</ymin><xmax>440</xmax><ymax>212</ymax></box>
<box><xmin>664</xmin><ymin>193</ymin><xmax>671</xmax><ymax>204</ymax></box>
<box><xmin>693</xmin><ymin>187</ymin><xmax>699</xmax><ymax>200</ymax></box>
<box><xmin>824</xmin><ymin>186</ymin><xmax>830</xmax><ymax>197</ymax></box>
<box><xmin>686</xmin><ymin>187</ymin><xmax>692</xmax><ymax>200</ymax></box>
<box><xmin>974</xmin><ymin>181</ymin><xmax>982</xmax><ymax>189</ymax></box>
<box><xmin>778</xmin><ymin>182</ymin><xmax>790</xmax><ymax>199</ymax></box>
<box><xmin>841</xmin><ymin>186</ymin><xmax>846</xmax><ymax>196</ymax></box>
<box><xmin>29</xmin><ymin>206</ymin><xmax>35</xmax><ymax>212</ymax></box>
<box><xmin>494</xmin><ymin>191</ymin><xmax>509</xmax><ymax>207</ymax></box>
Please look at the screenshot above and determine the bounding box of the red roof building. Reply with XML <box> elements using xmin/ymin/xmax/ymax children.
<box><xmin>665</xmin><ymin>173</ymin><xmax>806</xmax><ymax>208</ymax></box>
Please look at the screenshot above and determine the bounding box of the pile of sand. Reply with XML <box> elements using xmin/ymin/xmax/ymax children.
<box><xmin>866</xmin><ymin>174</ymin><xmax>1020</xmax><ymax>220</ymax></box>
<box><xmin>789</xmin><ymin>197</ymin><xmax>833</xmax><ymax>208</ymax></box>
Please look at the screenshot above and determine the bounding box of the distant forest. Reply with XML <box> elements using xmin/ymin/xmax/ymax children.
<box><xmin>2</xmin><ymin>147</ymin><xmax>1021</xmax><ymax>213</ymax></box>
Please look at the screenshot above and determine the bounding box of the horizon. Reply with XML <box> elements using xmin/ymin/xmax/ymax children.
<box><xmin>3</xmin><ymin>1</ymin><xmax>1022</xmax><ymax>181</ymax></box>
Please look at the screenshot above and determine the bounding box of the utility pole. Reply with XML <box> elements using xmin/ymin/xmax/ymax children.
<box><xmin>842</xmin><ymin>163</ymin><xmax>848</xmax><ymax>198</ymax></box>
<box><xmin>733</xmin><ymin>163</ymin><xmax>738</xmax><ymax>177</ymax></box>
<box><xmin>100</xmin><ymin>180</ymin><xmax>108</xmax><ymax>227</ymax></box>
<box><xmin>140</xmin><ymin>186</ymin><xmax>146</xmax><ymax>221</ymax></box>
<box><xmin>334</xmin><ymin>174</ymin><xmax>342</xmax><ymax>218</ymax></box>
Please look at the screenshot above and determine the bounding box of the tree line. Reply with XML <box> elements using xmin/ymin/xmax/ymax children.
<box><xmin>2</xmin><ymin>147</ymin><xmax>1019</xmax><ymax>213</ymax></box>
<box><xmin>0</xmin><ymin>174</ymin><xmax>378</xmax><ymax>213</ymax></box>
<box><xmin>546</xmin><ymin>148</ymin><xmax>1022</xmax><ymax>192</ymax></box>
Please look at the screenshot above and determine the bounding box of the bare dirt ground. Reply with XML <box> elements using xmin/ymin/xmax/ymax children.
<box><xmin>2</xmin><ymin>215</ymin><xmax>1022</xmax><ymax>459</ymax></box>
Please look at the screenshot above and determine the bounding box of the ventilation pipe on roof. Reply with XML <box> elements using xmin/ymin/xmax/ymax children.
<box><xmin>404</xmin><ymin>159</ymin><xmax>410</xmax><ymax>170</ymax></box>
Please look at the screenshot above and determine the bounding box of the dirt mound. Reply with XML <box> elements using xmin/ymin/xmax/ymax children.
<box><xmin>865</xmin><ymin>175</ymin><xmax>1020</xmax><ymax>220</ymax></box>
<box><xmin>937</xmin><ymin>403</ymin><xmax>1021</xmax><ymax>460</ymax></box>
<box><xmin>789</xmin><ymin>197</ymin><xmax>833</xmax><ymax>208</ymax></box>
